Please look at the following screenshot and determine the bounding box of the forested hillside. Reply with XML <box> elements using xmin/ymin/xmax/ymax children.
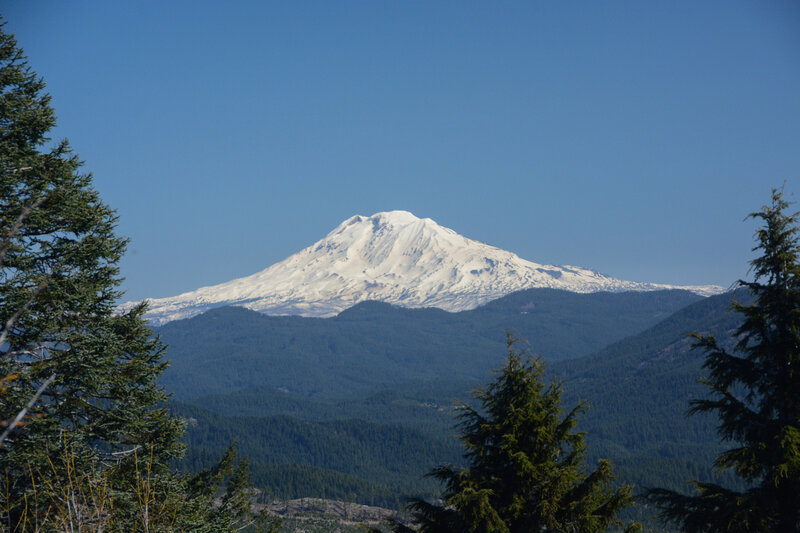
<box><xmin>173</xmin><ymin>402</ymin><xmax>462</xmax><ymax>508</ymax></box>
<box><xmin>555</xmin><ymin>289</ymin><xmax>750</xmax><ymax>486</ymax></box>
<box><xmin>168</xmin><ymin>288</ymin><xmax>747</xmax><ymax>516</ymax></box>
<box><xmin>157</xmin><ymin>288</ymin><xmax>701</xmax><ymax>399</ymax></box>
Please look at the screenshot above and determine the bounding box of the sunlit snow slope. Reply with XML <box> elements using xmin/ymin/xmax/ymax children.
<box><xmin>130</xmin><ymin>211</ymin><xmax>724</xmax><ymax>324</ymax></box>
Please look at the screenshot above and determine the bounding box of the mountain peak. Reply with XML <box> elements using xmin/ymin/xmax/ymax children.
<box><xmin>126</xmin><ymin>213</ymin><xmax>726</xmax><ymax>324</ymax></box>
<box><xmin>369</xmin><ymin>210</ymin><xmax>421</xmax><ymax>223</ymax></box>
<box><xmin>333</xmin><ymin>211</ymin><xmax>437</xmax><ymax>236</ymax></box>
<box><xmin>332</xmin><ymin>210</ymin><xmax>422</xmax><ymax>235</ymax></box>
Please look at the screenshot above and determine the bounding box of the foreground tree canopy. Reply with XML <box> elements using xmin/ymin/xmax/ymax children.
<box><xmin>0</xmin><ymin>22</ymin><xmax>276</xmax><ymax>531</ymax></box>
<box><xmin>394</xmin><ymin>334</ymin><xmax>637</xmax><ymax>533</ymax></box>
<box><xmin>647</xmin><ymin>189</ymin><xmax>800</xmax><ymax>532</ymax></box>
<box><xmin>0</xmin><ymin>17</ymin><xmax>180</xmax><ymax>524</ymax></box>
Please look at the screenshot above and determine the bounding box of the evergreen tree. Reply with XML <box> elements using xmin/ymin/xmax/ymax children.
<box><xmin>395</xmin><ymin>334</ymin><xmax>636</xmax><ymax>533</ymax></box>
<box><xmin>0</xmin><ymin>20</ymin><xmax>180</xmax><ymax>529</ymax></box>
<box><xmin>646</xmin><ymin>189</ymin><xmax>800</xmax><ymax>532</ymax></box>
<box><xmin>0</xmin><ymin>22</ymin><xmax>282</xmax><ymax>531</ymax></box>
<box><xmin>185</xmin><ymin>444</ymin><xmax>281</xmax><ymax>532</ymax></box>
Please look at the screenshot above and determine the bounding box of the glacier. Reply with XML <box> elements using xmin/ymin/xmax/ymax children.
<box><xmin>124</xmin><ymin>210</ymin><xmax>725</xmax><ymax>325</ymax></box>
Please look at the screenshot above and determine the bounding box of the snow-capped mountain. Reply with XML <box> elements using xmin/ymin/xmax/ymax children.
<box><xmin>130</xmin><ymin>210</ymin><xmax>725</xmax><ymax>325</ymax></box>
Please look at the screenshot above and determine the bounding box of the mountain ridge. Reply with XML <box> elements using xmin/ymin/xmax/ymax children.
<box><xmin>169</xmin><ymin>289</ymin><xmax>747</xmax><ymax>515</ymax></box>
<box><xmin>156</xmin><ymin>287</ymin><xmax>705</xmax><ymax>399</ymax></box>
<box><xmin>129</xmin><ymin>210</ymin><xmax>724</xmax><ymax>324</ymax></box>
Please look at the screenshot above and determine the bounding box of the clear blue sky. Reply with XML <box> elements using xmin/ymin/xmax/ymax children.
<box><xmin>4</xmin><ymin>2</ymin><xmax>799</xmax><ymax>301</ymax></box>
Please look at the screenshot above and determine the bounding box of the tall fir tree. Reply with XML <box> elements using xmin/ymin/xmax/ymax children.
<box><xmin>0</xmin><ymin>22</ymin><xmax>280</xmax><ymax>532</ymax></box>
<box><xmin>647</xmin><ymin>189</ymin><xmax>800</xmax><ymax>532</ymax></box>
<box><xmin>393</xmin><ymin>334</ymin><xmax>636</xmax><ymax>533</ymax></box>
<box><xmin>0</xmin><ymin>20</ymin><xmax>184</xmax><ymax>529</ymax></box>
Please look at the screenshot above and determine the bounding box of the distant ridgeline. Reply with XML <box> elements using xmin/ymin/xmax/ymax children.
<box><xmin>162</xmin><ymin>287</ymin><xmax>745</xmax><ymax>520</ymax></box>
<box><xmin>159</xmin><ymin>288</ymin><xmax>702</xmax><ymax>399</ymax></box>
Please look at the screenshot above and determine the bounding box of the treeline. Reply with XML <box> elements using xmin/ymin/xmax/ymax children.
<box><xmin>172</xmin><ymin>402</ymin><xmax>462</xmax><ymax>508</ymax></box>
<box><xmin>249</xmin><ymin>464</ymin><xmax>404</xmax><ymax>509</ymax></box>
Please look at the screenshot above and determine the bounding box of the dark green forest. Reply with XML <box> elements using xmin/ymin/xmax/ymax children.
<box><xmin>174</xmin><ymin>402</ymin><xmax>462</xmax><ymax>507</ymax></box>
<box><xmin>158</xmin><ymin>288</ymin><xmax>701</xmax><ymax>399</ymax></box>
<box><xmin>162</xmin><ymin>288</ymin><xmax>747</xmax><ymax>522</ymax></box>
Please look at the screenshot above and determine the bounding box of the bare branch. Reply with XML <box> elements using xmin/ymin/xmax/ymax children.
<box><xmin>110</xmin><ymin>445</ymin><xmax>142</xmax><ymax>457</ymax></box>
<box><xmin>0</xmin><ymin>373</ymin><xmax>56</xmax><ymax>447</ymax></box>
<box><xmin>2</xmin><ymin>349</ymin><xmax>49</xmax><ymax>361</ymax></box>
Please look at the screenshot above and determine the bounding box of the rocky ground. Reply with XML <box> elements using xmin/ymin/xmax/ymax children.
<box><xmin>264</xmin><ymin>498</ymin><xmax>404</xmax><ymax>532</ymax></box>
